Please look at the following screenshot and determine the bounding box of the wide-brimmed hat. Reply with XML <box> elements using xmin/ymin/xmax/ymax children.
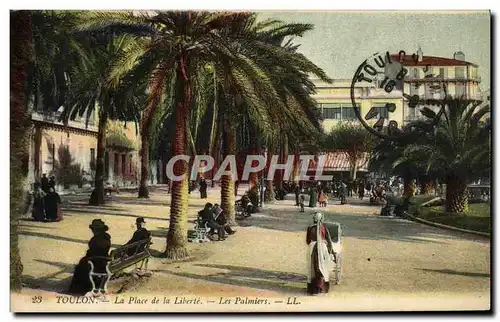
<box><xmin>89</xmin><ymin>219</ymin><xmax>109</xmax><ymax>231</ymax></box>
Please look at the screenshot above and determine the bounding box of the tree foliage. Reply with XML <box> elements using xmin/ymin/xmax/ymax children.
<box><xmin>324</xmin><ymin>121</ymin><xmax>378</xmax><ymax>179</ymax></box>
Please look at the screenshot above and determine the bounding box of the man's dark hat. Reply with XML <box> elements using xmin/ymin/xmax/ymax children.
<box><xmin>136</xmin><ymin>217</ymin><xmax>146</xmax><ymax>225</ymax></box>
<box><xmin>89</xmin><ymin>219</ymin><xmax>109</xmax><ymax>231</ymax></box>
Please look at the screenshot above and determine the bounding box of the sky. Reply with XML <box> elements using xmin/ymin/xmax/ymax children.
<box><xmin>259</xmin><ymin>11</ymin><xmax>491</xmax><ymax>90</ymax></box>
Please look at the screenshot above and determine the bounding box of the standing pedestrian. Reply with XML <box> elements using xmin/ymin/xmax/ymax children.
<box><xmin>49</xmin><ymin>176</ymin><xmax>56</xmax><ymax>189</ymax></box>
<box><xmin>41</xmin><ymin>174</ymin><xmax>49</xmax><ymax>194</ymax></box>
<box><xmin>199</xmin><ymin>178</ymin><xmax>208</xmax><ymax>199</ymax></box>
<box><xmin>358</xmin><ymin>180</ymin><xmax>365</xmax><ymax>200</ymax></box>
<box><xmin>299</xmin><ymin>192</ymin><xmax>305</xmax><ymax>213</ymax></box>
<box><xmin>44</xmin><ymin>187</ymin><xmax>61</xmax><ymax>222</ymax></box>
<box><xmin>32</xmin><ymin>182</ymin><xmax>46</xmax><ymax>222</ymax></box>
<box><xmin>309</xmin><ymin>185</ymin><xmax>318</xmax><ymax>208</ymax></box>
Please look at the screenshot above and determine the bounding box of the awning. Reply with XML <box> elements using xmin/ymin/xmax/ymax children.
<box><xmin>308</xmin><ymin>151</ymin><xmax>369</xmax><ymax>172</ymax></box>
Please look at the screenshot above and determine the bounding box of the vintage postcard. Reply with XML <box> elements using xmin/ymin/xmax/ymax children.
<box><xmin>10</xmin><ymin>9</ymin><xmax>491</xmax><ymax>312</ymax></box>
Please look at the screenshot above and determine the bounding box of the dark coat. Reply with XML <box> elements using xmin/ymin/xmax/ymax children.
<box><xmin>44</xmin><ymin>191</ymin><xmax>61</xmax><ymax>221</ymax></box>
<box><xmin>126</xmin><ymin>228</ymin><xmax>151</xmax><ymax>255</ymax></box>
<box><xmin>41</xmin><ymin>177</ymin><xmax>49</xmax><ymax>193</ymax></box>
<box><xmin>199</xmin><ymin>180</ymin><xmax>208</xmax><ymax>198</ymax></box>
<box><xmin>199</xmin><ymin>208</ymin><xmax>214</xmax><ymax>223</ymax></box>
<box><xmin>68</xmin><ymin>232</ymin><xmax>111</xmax><ymax>295</ymax></box>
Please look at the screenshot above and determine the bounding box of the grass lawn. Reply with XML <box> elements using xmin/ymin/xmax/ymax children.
<box><xmin>416</xmin><ymin>202</ymin><xmax>491</xmax><ymax>234</ymax></box>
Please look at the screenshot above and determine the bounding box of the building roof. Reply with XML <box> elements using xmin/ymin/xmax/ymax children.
<box><xmin>390</xmin><ymin>54</ymin><xmax>478</xmax><ymax>67</ymax></box>
<box><xmin>308</xmin><ymin>151</ymin><xmax>370</xmax><ymax>172</ymax></box>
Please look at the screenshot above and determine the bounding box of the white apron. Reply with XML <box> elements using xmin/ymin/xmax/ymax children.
<box><xmin>306</xmin><ymin>230</ymin><xmax>333</xmax><ymax>283</ymax></box>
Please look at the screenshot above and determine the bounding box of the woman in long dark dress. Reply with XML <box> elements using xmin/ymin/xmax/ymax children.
<box><xmin>44</xmin><ymin>187</ymin><xmax>61</xmax><ymax>222</ymax></box>
<box><xmin>306</xmin><ymin>212</ymin><xmax>333</xmax><ymax>295</ymax></box>
<box><xmin>199</xmin><ymin>178</ymin><xmax>208</xmax><ymax>199</ymax></box>
<box><xmin>68</xmin><ymin>219</ymin><xmax>111</xmax><ymax>295</ymax></box>
<box><xmin>358</xmin><ymin>180</ymin><xmax>365</xmax><ymax>200</ymax></box>
<box><xmin>32</xmin><ymin>182</ymin><xmax>46</xmax><ymax>222</ymax></box>
<box><xmin>308</xmin><ymin>186</ymin><xmax>317</xmax><ymax>208</ymax></box>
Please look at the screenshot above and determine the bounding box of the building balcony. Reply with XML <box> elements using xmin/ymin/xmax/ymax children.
<box><xmin>404</xmin><ymin>75</ymin><xmax>481</xmax><ymax>83</ymax></box>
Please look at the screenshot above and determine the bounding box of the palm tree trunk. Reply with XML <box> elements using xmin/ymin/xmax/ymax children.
<box><xmin>277</xmin><ymin>136</ymin><xmax>284</xmax><ymax>193</ymax></box>
<box><xmin>445</xmin><ymin>174</ymin><xmax>468</xmax><ymax>213</ymax></box>
<box><xmin>248</xmin><ymin>145</ymin><xmax>258</xmax><ymax>189</ymax></box>
<box><xmin>419</xmin><ymin>175</ymin><xmax>434</xmax><ymax>195</ymax></box>
<box><xmin>89</xmin><ymin>110</ymin><xmax>107</xmax><ymax>206</ymax></box>
<box><xmin>292</xmin><ymin>151</ymin><xmax>300</xmax><ymax>183</ymax></box>
<box><xmin>264</xmin><ymin>141</ymin><xmax>275</xmax><ymax>203</ymax></box>
<box><xmin>138</xmin><ymin>132</ymin><xmax>150</xmax><ymax>198</ymax></box>
<box><xmin>402</xmin><ymin>174</ymin><xmax>414</xmax><ymax>198</ymax></box>
<box><xmin>221</xmin><ymin>121</ymin><xmax>236</xmax><ymax>225</ymax></box>
<box><xmin>33</xmin><ymin>124</ymin><xmax>42</xmax><ymax>181</ymax></box>
<box><xmin>351</xmin><ymin>160</ymin><xmax>358</xmax><ymax>181</ymax></box>
<box><xmin>10</xmin><ymin>10</ymin><xmax>31</xmax><ymax>291</ymax></box>
<box><xmin>165</xmin><ymin>59</ymin><xmax>190</xmax><ymax>259</ymax></box>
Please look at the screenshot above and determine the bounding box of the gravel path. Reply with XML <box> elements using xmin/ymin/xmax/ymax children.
<box><xmin>14</xmin><ymin>185</ymin><xmax>490</xmax><ymax>311</ymax></box>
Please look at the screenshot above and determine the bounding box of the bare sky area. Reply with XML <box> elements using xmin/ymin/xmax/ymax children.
<box><xmin>258</xmin><ymin>11</ymin><xmax>491</xmax><ymax>90</ymax></box>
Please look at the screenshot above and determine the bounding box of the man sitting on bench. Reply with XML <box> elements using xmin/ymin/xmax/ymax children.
<box><xmin>212</xmin><ymin>204</ymin><xmax>236</xmax><ymax>235</ymax></box>
<box><xmin>199</xmin><ymin>203</ymin><xmax>226</xmax><ymax>241</ymax></box>
<box><xmin>125</xmin><ymin>217</ymin><xmax>151</xmax><ymax>256</ymax></box>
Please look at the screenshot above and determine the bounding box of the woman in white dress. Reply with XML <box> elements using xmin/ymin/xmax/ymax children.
<box><xmin>306</xmin><ymin>212</ymin><xmax>334</xmax><ymax>295</ymax></box>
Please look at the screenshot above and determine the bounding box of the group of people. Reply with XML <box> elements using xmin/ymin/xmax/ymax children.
<box><xmin>68</xmin><ymin>217</ymin><xmax>151</xmax><ymax>295</ymax></box>
<box><xmin>198</xmin><ymin>202</ymin><xmax>236</xmax><ymax>241</ymax></box>
<box><xmin>293</xmin><ymin>181</ymin><xmax>349</xmax><ymax>209</ymax></box>
<box><xmin>31</xmin><ymin>174</ymin><xmax>63</xmax><ymax>222</ymax></box>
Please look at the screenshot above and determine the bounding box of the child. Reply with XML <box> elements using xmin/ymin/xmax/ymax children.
<box><xmin>299</xmin><ymin>193</ymin><xmax>305</xmax><ymax>213</ymax></box>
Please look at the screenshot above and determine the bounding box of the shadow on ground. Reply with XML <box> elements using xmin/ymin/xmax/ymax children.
<box><xmin>157</xmin><ymin>263</ymin><xmax>306</xmax><ymax>295</ymax></box>
<box><xmin>416</xmin><ymin>268</ymin><xmax>490</xmax><ymax>278</ymax></box>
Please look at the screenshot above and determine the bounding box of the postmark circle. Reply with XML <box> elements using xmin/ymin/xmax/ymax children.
<box><xmin>349</xmin><ymin>50</ymin><xmax>446</xmax><ymax>141</ymax></box>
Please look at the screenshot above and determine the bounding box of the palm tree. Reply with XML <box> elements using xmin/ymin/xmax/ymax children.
<box><xmin>10</xmin><ymin>9</ymin><xmax>32</xmax><ymax>292</ymax></box>
<box><xmin>403</xmin><ymin>99</ymin><xmax>490</xmax><ymax>213</ymax></box>
<box><xmin>62</xmin><ymin>32</ymin><xmax>141</xmax><ymax>206</ymax></box>
<box><xmin>11</xmin><ymin>10</ymin><xmax>80</xmax><ymax>291</ymax></box>
<box><xmin>214</xmin><ymin>18</ymin><xmax>330</xmax><ymax>214</ymax></box>
<box><xmin>77</xmin><ymin>11</ymin><xmax>297</xmax><ymax>258</ymax></box>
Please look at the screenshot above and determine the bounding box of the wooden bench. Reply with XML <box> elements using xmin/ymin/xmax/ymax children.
<box><xmin>86</xmin><ymin>238</ymin><xmax>152</xmax><ymax>296</ymax></box>
<box><xmin>104</xmin><ymin>185</ymin><xmax>120</xmax><ymax>196</ymax></box>
<box><xmin>109</xmin><ymin>238</ymin><xmax>152</xmax><ymax>273</ymax></box>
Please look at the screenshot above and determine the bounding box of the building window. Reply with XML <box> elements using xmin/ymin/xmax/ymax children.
<box><xmin>90</xmin><ymin>148</ymin><xmax>96</xmax><ymax>167</ymax></box>
<box><xmin>455</xmin><ymin>67</ymin><xmax>465</xmax><ymax>79</ymax></box>
<box><xmin>129</xmin><ymin>155</ymin><xmax>133</xmax><ymax>174</ymax></box>
<box><xmin>412</xmin><ymin>68</ymin><xmax>420</xmax><ymax>79</ymax></box>
<box><xmin>456</xmin><ymin>82</ymin><xmax>465</xmax><ymax>98</ymax></box>
<box><xmin>114</xmin><ymin>152</ymin><xmax>119</xmax><ymax>174</ymax></box>
<box><xmin>321</xmin><ymin>103</ymin><xmax>341</xmax><ymax>119</ymax></box>
<box><xmin>439</xmin><ymin>68</ymin><xmax>445</xmax><ymax>78</ymax></box>
<box><xmin>410</xmin><ymin>84</ymin><xmax>418</xmax><ymax>96</ymax></box>
<box><xmin>122</xmin><ymin>154</ymin><xmax>126</xmax><ymax>175</ymax></box>
<box><xmin>407</xmin><ymin>104</ymin><xmax>417</xmax><ymax>119</ymax></box>
<box><xmin>372</xmin><ymin>104</ymin><xmax>390</xmax><ymax>118</ymax></box>
<box><xmin>341</xmin><ymin>104</ymin><xmax>358</xmax><ymax>120</ymax></box>
<box><xmin>424</xmin><ymin>84</ymin><xmax>430</xmax><ymax>98</ymax></box>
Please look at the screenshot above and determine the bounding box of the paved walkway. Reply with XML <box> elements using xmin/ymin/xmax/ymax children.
<box><xmin>13</xmin><ymin>186</ymin><xmax>490</xmax><ymax>311</ymax></box>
